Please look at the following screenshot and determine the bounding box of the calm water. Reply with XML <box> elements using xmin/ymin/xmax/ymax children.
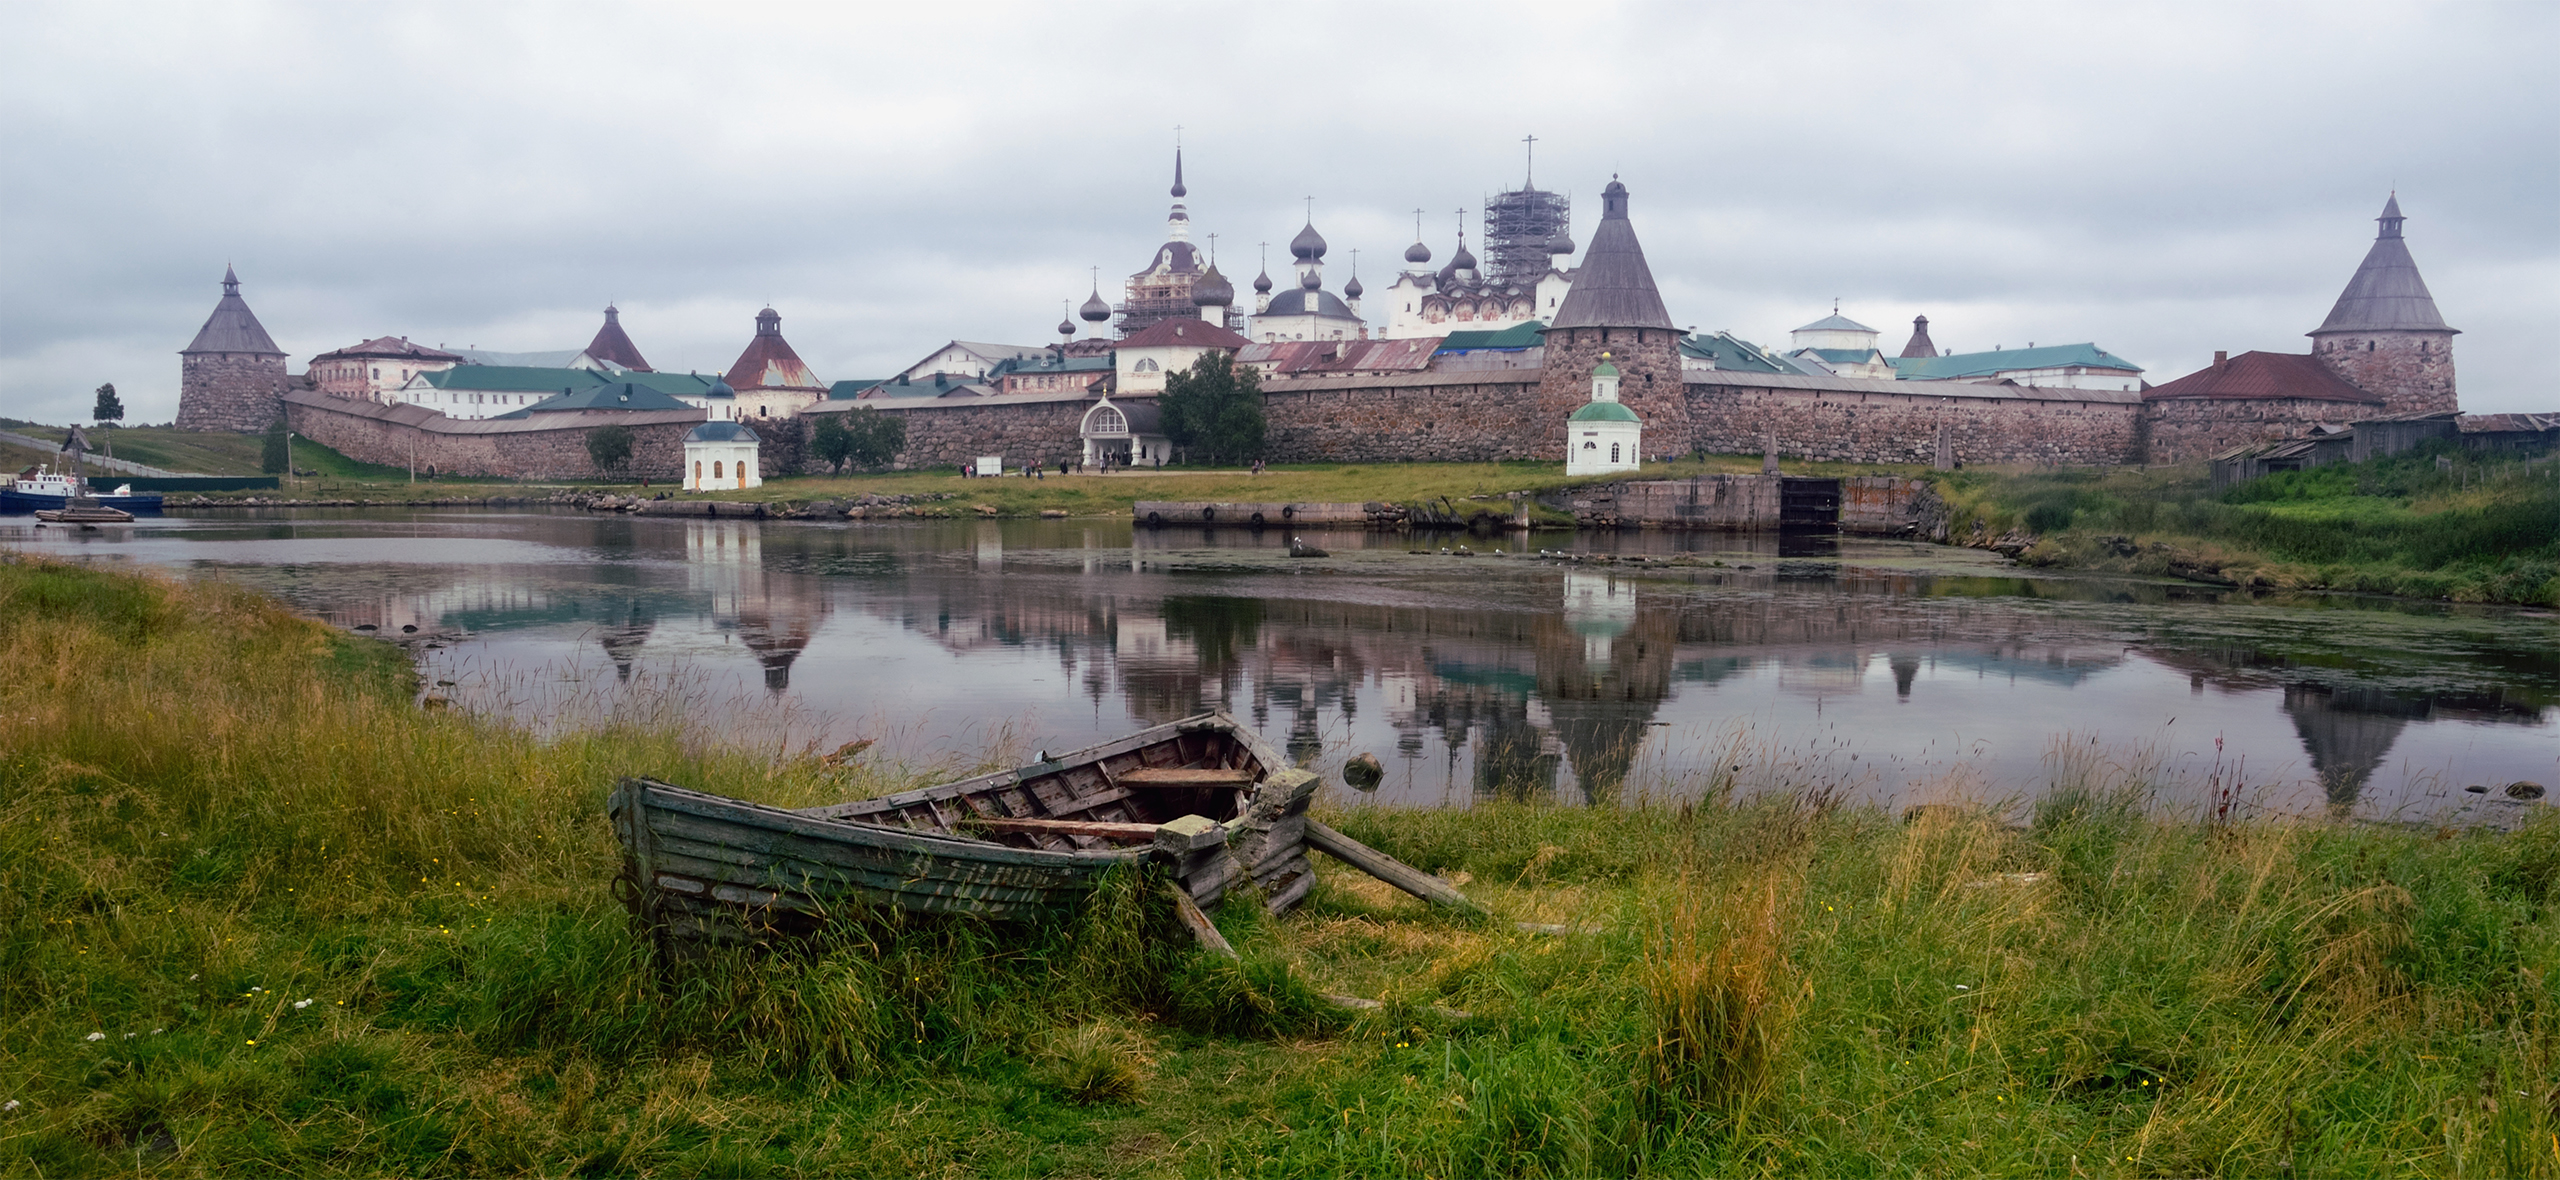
<box><xmin>11</xmin><ymin>509</ymin><xmax>2557</xmax><ymax>823</ymax></box>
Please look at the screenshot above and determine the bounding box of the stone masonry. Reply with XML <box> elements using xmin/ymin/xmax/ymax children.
<box><xmin>177</xmin><ymin>352</ymin><xmax>292</xmax><ymax>432</ymax></box>
<box><xmin>2312</xmin><ymin>332</ymin><xmax>2458</xmax><ymax>416</ymax></box>
<box><xmin>284</xmin><ymin>390</ymin><xmax>701</xmax><ymax>481</ymax></box>
<box><xmin>1538</xmin><ymin>326</ymin><xmax>1688</xmax><ymax>456</ymax></box>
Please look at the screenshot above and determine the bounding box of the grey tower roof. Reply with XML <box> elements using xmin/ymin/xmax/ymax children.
<box><xmin>1545</xmin><ymin>178</ymin><xmax>1674</xmax><ymax>330</ymax></box>
<box><xmin>182</xmin><ymin>265</ymin><xmax>286</xmax><ymax>355</ymax></box>
<box><xmin>1899</xmin><ymin>315</ymin><xmax>1938</xmax><ymax>359</ymax></box>
<box><xmin>2312</xmin><ymin>195</ymin><xmax>2457</xmax><ymax>336</ymax></box>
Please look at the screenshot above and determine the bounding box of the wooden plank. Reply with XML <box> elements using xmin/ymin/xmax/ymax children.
<box><xmin>1306</xmin><ymin>821</ymin><xmax>1484</xmax><ymax>913</ymax></box>
<box><xmin>796</xmin><ymin>714</ymin><xmax>1231</xmax><ymax>821</ymax></box>
<box><xmin>1263</xmin><ymin>866</ymin><xmax>1315</xmax><ymax>915</ymax></box>
<box><xmin>635</xmin><ymin>784</ymin><xmax>1131</xmax><ymax>869</ymax></box>
<box><xmin>644</xmin><ymin>806</ymin><xmax>1126</xmax><ymax>886</ymax></box>
<box><xmin>1167</xmin><ymin>886</ymin><xmax>1238</xmax><ymax>961</ymax></box>
<box><xmin>960</xmin><ymin>818</ymin><xmax>1161</xmax><ymax>840</ymax></box>
<box><xmin>1121</xmin><ymin>768</ymin><xmax>1256</xmax><ymax>787</ymax></box>
<box><xmin>645</xmin><ymin>821</ymin><xmax>1115</xmax><ymax>895</ymax></box>
<box><xmin>1040</xmin><ymin>785</ymin><xmax>1137</xmax><ymax>817</ymax></box>
<box><xmin>645</xmin><ymin>844</ymin><xmax>1082</xmax><ymax>911</ymax></box>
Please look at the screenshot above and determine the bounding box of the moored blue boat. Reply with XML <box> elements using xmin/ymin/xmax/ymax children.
<box><xmin>2</xmin><ymin>466</ymin><xmax>163</xmax><ymax>515</ymax></box>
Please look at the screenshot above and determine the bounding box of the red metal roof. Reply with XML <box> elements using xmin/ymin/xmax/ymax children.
<box><xmin>2142</xmin><ymin>351</ymin><xmax>2380</xmax><ymax>404</ymax></box>
<box><xmin>1241</xmin><ymin>337</ymin><xmax>1442</xmax><ymax>378</ymax></box>
<box><xmin>310</xmin><ymin>336</ymin><xmax>464</xmax><ymax>363</ymax></box>
<box><xmin>1114</xmin><ymin>318</ymin><xmax>1250</xmax><ymax>351</ymax></box>
<box><xmin>722</xmin><ymin>309</ymin><xmax>825</xmax><ymax>391</ymax></box>
<box><xmin>584</xmin><ymin>306</ymin><xmax>652</xmax><ymax>372</ymax></box>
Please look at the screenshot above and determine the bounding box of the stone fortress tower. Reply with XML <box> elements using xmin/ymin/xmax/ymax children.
<box><xmin>1535</xmin><ymin>177</ymin><xmax>1684</xmax><ymax>456</ymax></box>
<box><xmin>2308</xmin><ymin>195</ymin><xmax>2458</xmax><ymax>414</ymax></box>
<box><xmin>177</xmin><ymin>265</ymin><xmax>291</xmax><ymax>432</ymax></box>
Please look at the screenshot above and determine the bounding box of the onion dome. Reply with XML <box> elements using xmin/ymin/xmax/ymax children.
<box><xmin>704</xmin><ymin>378</ymin><xmax>736</xmax><ymax>399</ymax></box>
<box><xmin>1545</xmin><ymin>229</ymin><xmax>1575</xmax><ymax>256</ymax></box>
<box><xmin>1252</xmin><ymin>267</ymin><xmax>1274</xmax><ymax>294</ymax></box>
<box><xmin>1079</xmin><ymin>288</ymin><xmax>1112</xmax><ymax>323</ymax></box>
<box><xmin>1057</xmin><ymin>316</ymin><xmax>1076</xmax><ymax>338</ymax></box>
<box><xmin>1344</xmin><ymin>273</ymin><xmax>1364</xmax><ymax>299</ymax></box>
<box><xmin>1289</xmin><ymin>221</ymin><xmax>1327</xmax><ymax>262</ymax></box>
<box><xmin>1404</xmin><ymin>239</ymin><xmax>1431</xmax><ymax>264</ymax></box>
<box><xmin>1451</xmin><ymin>241</ymin><xmax>1478</xmax><ymax>272</ymax></box>
<box><xmin>1300</xmin><ymin>268</ymin><xmax>1322</xmax><ymax>290</ymax></box>
<box><xmin>1192</xmin><ymin>264</ymin><xmax>1235</xmax><ymax>307</ymax></box>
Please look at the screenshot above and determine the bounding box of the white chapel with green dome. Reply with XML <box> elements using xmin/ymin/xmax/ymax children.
<box><xmin>1564</xmin><ymin>353</ymin><xmax>1642</xmax><ymax>476</ymax></box>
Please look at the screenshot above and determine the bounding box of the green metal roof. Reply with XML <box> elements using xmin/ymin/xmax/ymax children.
<box><xmin>1891</xmin><ymin>343</ymin><xmax>2143</xmax><ymax>381</ymax></box>
<box><xmin>1808</xmin><ymin>348</ymin><xmax>1880</xmax><ymax>364</ymax></box>
<box><xmin>1435</xmin><ymin>321</ymin><xmax>1546</xmax><ymax>352</ymax></box>
<box><xmin>826</xmin><ymin>379</ymin><xmax>891</xmax><ymax>400</ymax></box>
<box><xmin>1591</xmin><ymin>359</ymin><xmax>1620</xmax><ymax>377</ymax></box>
<box><xmin>1678</xmin><ymin>331</ymin><xmax>1788</xmax><ymax>374</ymax></box>
<box><xmin>517</xmin><ymin>383</ymin><xmax>697</xmax><ymax>413</ymax></box>
<box><xmin>1568</xmin><ymin>401</ymin><xmax>1641</xmax><ymax>423</ymax></box>
<box><xmin>421</xmin><ymin>366</ymin><xmax>616</xmax><ymax>395</ymax></box>
<box><xmin>617</xmin><ymin>371</ymin><xmax>723</xmax><ymax>397</ymax></box>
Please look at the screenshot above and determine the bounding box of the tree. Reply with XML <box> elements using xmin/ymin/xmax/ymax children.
<box><xmin>585</xmin><ymin>424</ymin><xmax>635</xmax><ymax>480</ymax></box>
<box><xmin>811</xmin><ymin>413</ymin><xmax>854</xmax><ymax>474</ymax></box>
<box><xmin>92</xmin><ymin>383</ymin><xmax>123</xmax><ymax>425</ymax></box>
<box><xmin>841</xmin><ymin>408</ymin><xmax>906</xmax><ymax>471</ymax></box>
<box><xmin>1158</xmin><ymin>351</ymin><xmax>1265</xmax><ymax>466</ymax></box>
<box><xmin>260</xmin><ymin>420</ymin><xmax>289</xmax><ymax>474</ymax></box>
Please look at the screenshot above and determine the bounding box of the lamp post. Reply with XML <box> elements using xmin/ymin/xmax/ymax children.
<box><xmin>284</xmin><ymin>431</ymin><xmax>296</xmax><ymax>491</ymax></box>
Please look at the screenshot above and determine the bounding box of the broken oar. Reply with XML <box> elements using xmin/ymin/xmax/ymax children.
<box><xmin>1305</xmin><ymin>821</ymin><xmax>1484</xmax><ymax>914</ymax></box>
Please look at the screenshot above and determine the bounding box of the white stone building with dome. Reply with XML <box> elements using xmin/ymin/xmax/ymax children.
<box><xmin>1382</xmin><ymin>211</ymin><xmax>1578</xmax><ymax>340</ymax></box>
<box><xmin>1564</xmin><ymin>355</ymin><xmax>1642</xmax><ymax>476</ymax></box>
<box><xmin>684</xmin><ymin>420</ymin><xmax>762</xmax><ymax>490</ymax></box>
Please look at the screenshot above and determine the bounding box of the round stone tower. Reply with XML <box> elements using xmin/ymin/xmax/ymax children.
<box><xmin>2307</xmin><ymin>195</ymin><xmax>2458</xmax><ymax>415</ymax></box>
<box><xmin>1537</xmin><ymin>177</ymin><xmax>1684</xmax><ymax>457</ymax></box>
<box><xmin>177</xmin><ymin>266</ymin><xmax>291</xmax><ymax>432</ymax></box>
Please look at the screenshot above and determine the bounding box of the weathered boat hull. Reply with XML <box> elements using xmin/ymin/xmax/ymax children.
<box><xmin>609</xmin><ymin>712</ymin><xmax>1321</xmax><ymax>947</ymax></box>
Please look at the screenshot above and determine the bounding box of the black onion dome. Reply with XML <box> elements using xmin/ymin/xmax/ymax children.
<box><xmin>1344</xmin><ymin>274</ymin><xmax>1364</xmax><ymax>299</ymax></box>
<box><xmin>1299</xmin><ymin>268</ymin><xmax>1322</xmax><ymax>290</ymax></box>
<box><xmin>1452</xmin><ymin>241</ymin><xmax>1478</xmax><ymax>271</ymax></box>
<box><xmin>1404</xmin><ymin>240</ymin><xmax>1432</xmax><ymax>264</ymax></box>
<box><xmin>1079</xmin><ymin>290</ymin><xmax>1112</xmax><ymax>322</ymax></box>
<box><xmin>1057</xmin><ymin>317</ymin><xmax>1076</xmax><ymax>337</ymax></box>
<box><xmin>1545</xmin><ymin>229</ymin><xmax>1575</xmax><ymax>255</ymax></box>
<box><xmin>1289</xmin><ymin>222</ymin><xmax>1327</xmax><ymax>261</ymax></box>
<box><xmin>1191</xmin><ymin>264</ymin><xmax>1235</xmax><ymax>306</ymax></box>
<box><xmin>1252</xmin><ymin>268</ymin><xmax>1274</xmax><ymax>294</ymax></box>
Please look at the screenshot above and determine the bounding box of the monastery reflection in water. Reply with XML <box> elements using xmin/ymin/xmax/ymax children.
<box><xmin>257</xmin><ymin>515</ymin><xmax>2559</xmax><ymax>817</ymax></box>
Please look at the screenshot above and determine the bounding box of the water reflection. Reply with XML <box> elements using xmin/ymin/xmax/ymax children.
<box><xmin>7</xmin><ymin>509</ymin><xmax>2554</xmax><ymax>822</ymax></box>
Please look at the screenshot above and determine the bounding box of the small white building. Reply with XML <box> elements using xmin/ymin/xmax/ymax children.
<box><xmin>684</xmin><ymin>420</ymin><xmax>761</xmax><ymax>491</ymax></box>
<box><xmin>1787</xmin><ymin>309</ymin><xmax>1894</xmax><ymax>379</ymax></box>
<box><xmin>1564</xmin><ymin>356</ymin><xmax>1642</xmax><ymax>476</ymax></box>
<box><xmin>1079</xmin><ymin>396</ymin><xmax>1172</xmax><ymax>467</ymax></box>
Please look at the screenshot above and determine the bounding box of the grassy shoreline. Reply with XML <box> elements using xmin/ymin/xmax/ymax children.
<box><xmin>6</xmin><ymin>556</ymin><xmax>2560</xmax><ymax>1175</ymax></box>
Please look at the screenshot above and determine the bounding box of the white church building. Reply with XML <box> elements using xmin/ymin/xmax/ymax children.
<box><xmin>684</xmin><ymin>420</ymin><xmax>762</xmax><ymax>490</ymax></box>
<box><xmin>1564</xmin><ymin>355</ymin><xmax>1642</xmax><ymax>476</ymax></box>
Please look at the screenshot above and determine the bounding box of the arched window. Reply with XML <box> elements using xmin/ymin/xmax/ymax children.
<box><xmin>713</xmin><ymin>460</ymin><xmax>724</xmax><ymax>480</ymax></box>
<box><xmin>1583</xmin><ymin>441</ymin><xmax>1597</xmax><ymax>452</ymax></box>
<box><xmin>694</xmin><ymin>460</ymin><xmax>702</xmax><ymax>481</ymax></box>
<box><xmin>1090</xmin><ymin>406</ymin><xmax>1126</xmax><ymax>434</ymax></box>
<box><xmin>1135</xmin><ymin>358</ymin><xmax>1159</xmax><ymax>373</ymax></box>
<box><xmin>1610</xmin><ymin>443</ymin><xmax>1621</xmax><ymax>462</ymax></box>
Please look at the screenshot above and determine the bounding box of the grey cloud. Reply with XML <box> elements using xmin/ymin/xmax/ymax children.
<box><xmin>1</xmin><ymin>0</ymin><xmax>2550</xmax><ymax>426</ymax></box>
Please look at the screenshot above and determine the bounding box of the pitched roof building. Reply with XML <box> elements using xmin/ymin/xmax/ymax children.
<box><xmin>310</xmin><ymin>336</ymin><xmax>463</xmax><ymax>400</ymax></box>
<box><xmin>2142</xmin><ymin>351</ymin><xmax>2380</xmax><ymax>404</ymax></box>
<box><xmin>2308</xmin><ymin>195</ymin><xmax>2459</xmax><ymax>414</ymax></box>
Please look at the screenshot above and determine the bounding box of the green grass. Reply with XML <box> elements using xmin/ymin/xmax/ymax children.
<box><xmin>1934</xmin><ymin>444</ymin><xmax>2560</xmax><ymax>604</ymax></box>
<box><xmin>7</xmin><ymin>556</ymin><xmax>2560</xmax><ymax>1175</ymax></box>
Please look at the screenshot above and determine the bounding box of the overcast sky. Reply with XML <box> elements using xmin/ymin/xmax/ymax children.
<box><xmin>2</xmin><ymin>0</ymin><xmax>2552</xmax><ymax>424</ymax></box>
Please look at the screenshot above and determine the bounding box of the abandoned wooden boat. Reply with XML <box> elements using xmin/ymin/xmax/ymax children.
<box><xmin>609</xmin><ymin>712</ymin><xmax>1320</xmax><ymax>947</ymax></box>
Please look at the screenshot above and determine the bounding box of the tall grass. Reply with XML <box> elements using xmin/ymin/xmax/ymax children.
<box><xmin>10</xmin><ymin>553</ymin><xmax>2560</xmax><ymax>1175</ymax></box>
<box><xmin>1937</xmin><ymin>444</ymin><xmax>2560</xmax><ymax>604</ymax></box>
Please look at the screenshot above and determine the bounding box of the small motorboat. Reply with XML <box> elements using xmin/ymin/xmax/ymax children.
<box><xmin>608</xmin><ymin>712</ymin><xmax>1322</xmax><ymax>948</ymax></box>
<box><xmin>3</xmin><ymin>430</ymin><xmax>164</xmax><ymax>517</ymax></box>
<box><xmin>34</xmin><ymin>501</ymin><xmax>137</xmax><ymax>525</ymax></box>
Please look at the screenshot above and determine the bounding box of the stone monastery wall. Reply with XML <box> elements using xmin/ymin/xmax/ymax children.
<box><xmin>283</xmin><ymin>391</ymin><xmax>700</xmax><ymax>481</ymax></box>
<box><xmin>1682</xmin><ymin>374</ymin><xmax>2143</xmax><ymax>467</ymax></box>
